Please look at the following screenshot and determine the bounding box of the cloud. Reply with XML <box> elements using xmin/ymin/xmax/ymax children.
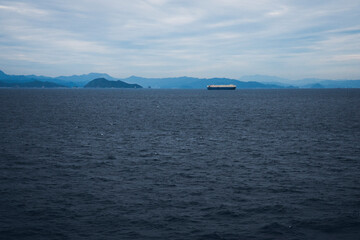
<box><xmin>0</xmin><ymin>2</ymin><xmax>48</xmax><ymax>16</ymax></box>
<box><xmin>0</xmin><ymin>0</ymin><xmax>360</xmax><ymax>79</ymax></box>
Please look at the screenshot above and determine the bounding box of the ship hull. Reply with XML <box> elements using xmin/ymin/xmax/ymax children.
<box><xmin>207</xmin><ymin>86</ymin><xmax>236</xmax><ymax>90</ymax></box>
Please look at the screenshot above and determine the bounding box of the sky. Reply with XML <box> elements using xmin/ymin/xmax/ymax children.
<box><xmin>0</xmin><ymin>0</ymin><xmax>360</xmax><ymax>80</ymax></box>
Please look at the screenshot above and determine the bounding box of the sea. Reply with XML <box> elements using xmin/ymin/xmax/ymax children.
<box><xmin>0</xmin><ymin>89</ymin><xmax>359</xmax><ymax>240</ymax></box>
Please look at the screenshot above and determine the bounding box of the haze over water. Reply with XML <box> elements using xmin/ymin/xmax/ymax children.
<box><xmin>0</xmin><ymin>89</ymin><xmax>359</xmax><ymax>239</ymax></box>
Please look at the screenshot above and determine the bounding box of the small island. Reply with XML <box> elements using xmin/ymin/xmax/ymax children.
<box><xmin>84</xmin><ymin>78</ymin><xmax>142</xmax><ymax>89</ymax></box>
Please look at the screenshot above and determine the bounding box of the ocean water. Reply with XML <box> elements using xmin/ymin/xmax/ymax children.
<box><xmin>0</xmin><ymin>89</ymin><xmax>359</xmax><ymax>240</ymax></box>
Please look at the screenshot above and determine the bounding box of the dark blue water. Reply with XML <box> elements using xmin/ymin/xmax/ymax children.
<box><xmin>1</xmin><ymin>89</ymin><xmax>359</xmax><ymax>239</ymax></box>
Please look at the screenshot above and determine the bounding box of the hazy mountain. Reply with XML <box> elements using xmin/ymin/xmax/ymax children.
<box><xmin>0</xmin><ymin>70</ymin><xmax>6</xmax><ymax>78</ymax></box>
<box><xmin>0</xmin><ymin>80</ymin><xmax>66</xmax><ymax>88</ymax></box>
<box><xmin>238</xmin><ymin>75</ymin><xmax>323</xmax><ymax>87</ymax></box>
<box><xmin>318</xmin><ymin>80</ymin><xmax>360</xmax><ymax>88</ymax></box>
<box><xmin>238</xmin><ymin>75</ymin><xmax>360</xmax><ymax>88</ymax></box>
<box><xmin>123</xmin><ymin>76</ymin><xmax>200</xmax><ymax>89</ymax></box>
<box><xmin>124</xmin><ymin>76</ymin><xmax>284</xmax><ymax>89</ymax></box>
<box><xmin>1</xmin><ymin>70</ymin><xmax>359</xmax><ymax>89</ymax></box>
<box><xmin>0</xmin><ymin>70</ymin><xmax>39</xmax><ymax>83</ymax></box>
<box><xmin>296</xmin><ymin>79</ymin><xmax>360</xmax><ymax>88</ymax></box>
<box><xmin>239</xmin><ymin>75</ymin><xmax>290</xmax><ymax>85</ymax></box>
<box><xmin>84</xmin><ymin>78</ymin><xmax>142</xmax><ymax>88</ymax></box>
<box><xmin>303</xmin><ymin>83</ymin><xmax>325</xmax><ymax>89</ymax></box>
<box><xmin>291</xmin><ymin>78</ymin><xmax>328</xmax><ymax>86</ymax></box>
<box><xmin>55</xmin><ymin>73</ymin><xmax>118</xmax><ymax>86</ymax></box>
<box><xmin>0</xmin><ymin>70</ymin><xmax>118</xmax><ymax>87</ymax></box>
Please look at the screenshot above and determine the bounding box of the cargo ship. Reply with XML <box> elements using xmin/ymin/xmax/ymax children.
<box><xmin>207</xmin><ymin>84</ymin><xmax>236</xmax><ymax>90</ymax></box>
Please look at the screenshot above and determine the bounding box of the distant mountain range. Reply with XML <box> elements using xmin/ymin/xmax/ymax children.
<box><xmin>237</xmin><ymin>75</ymin><xmax>360</xmax><ymax>88</ymax></box>
<box><xmin>121</xmin><ymin>76</ymin><xmax>284</xmax><ymax>89</ymax></box>
<box><xmin>0</xmin><ymin>80</ymin><xmax>66</xmax><ymax>88</ymax></box>
<box><xmin>1</xmin><ymin>70</ymin><xmax>359</xmax><ymax>89</ymax></box>
<box><xmin>0</xmin><ymin>70</ymin><xmax>116</xmax><ymax>87</ymax></box>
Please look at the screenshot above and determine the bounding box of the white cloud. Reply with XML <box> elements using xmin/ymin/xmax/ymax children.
<box><xmin>0</xmin><ymin>0</ymin><xmax>360</xmax><ymax>79</ymax></box>
<box><xmin>0</xmin><ymin>2</ymin><xmax>48</xmax><ymax>16</ymax></box>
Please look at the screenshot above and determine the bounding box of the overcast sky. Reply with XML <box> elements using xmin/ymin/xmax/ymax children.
<box><xmin>0</xmin><ymin>0</ymin><xmax>360</xmax><ymax>80</ymax></box>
